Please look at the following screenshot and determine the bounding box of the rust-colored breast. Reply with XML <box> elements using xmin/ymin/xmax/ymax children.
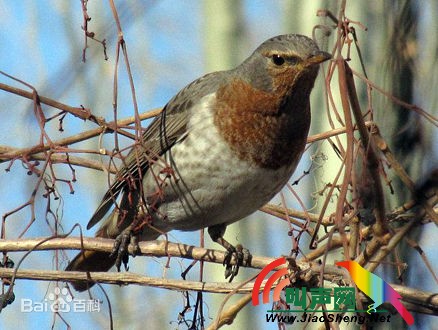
<box><xmin>213</xmin><ymin>78</ymin><xmax>310</xmax><ymax>169</ymax></box>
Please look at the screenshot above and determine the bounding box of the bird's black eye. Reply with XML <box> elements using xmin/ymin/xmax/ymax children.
<box><xmin>272</xmin><ymin>54</ymin><xmax>285</xmax><ymax>66</ymax></box>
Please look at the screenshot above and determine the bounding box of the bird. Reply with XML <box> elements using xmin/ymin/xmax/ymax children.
<box><xmin>66</xmin><ymin>34</ymin><xmax>331</xmax><ymax>291</ymax></box>
<box><xmin>336</xmin><ymin>260</ymin><xmax>414</xmax><ymax>325</ymax></box>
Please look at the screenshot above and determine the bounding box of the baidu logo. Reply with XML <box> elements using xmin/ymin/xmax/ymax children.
<box><xmin>21</xmin><ymin>286</ymin><xmax>101</xmax><ymax>313</ymax></box>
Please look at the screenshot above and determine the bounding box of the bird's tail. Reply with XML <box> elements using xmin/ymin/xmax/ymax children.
<box><xmin>65</xmin><ymin>209</ymin><xmax>122</xmax><ymax>291</ymax></box>
<box><xmin>65</xmin><ymin>250</ymin><xmax>116</xmax><ymax>291</ymax></box>
<box><xmin>392</xmin><ymin>298</ymin><xmax>414</xmax><ymax>325</ymax></box>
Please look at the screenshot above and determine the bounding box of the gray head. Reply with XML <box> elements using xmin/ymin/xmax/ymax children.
<box><xmin>255</xmin><ymin>34</ymin><xmax>325</xmax><ymax>59</ymax></box>
<box><xmin>236</xmin><ymin>34</ymin><xmax>331</xmax><ymax>93</ymax></box>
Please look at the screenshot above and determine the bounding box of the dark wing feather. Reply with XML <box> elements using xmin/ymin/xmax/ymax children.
<box><xmin>87</xmin><ymin>71</ymin><xmax>230</xmax><ymax>229</ymax></box>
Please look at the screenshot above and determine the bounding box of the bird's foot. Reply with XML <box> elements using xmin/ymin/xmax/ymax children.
<box><xmin>208</xmin><ymin>224</ymin><xmax>252</xmax><ymax>282</ymax></box>
<box><xmin>223</xmin><ymin>243</ymin><xmax>251</xmax><ymax>282</ymax></box>
<box><xmin>109</xmin><ymin>227</ymin><xmax>141</xmax><ymax>271</ymax></box>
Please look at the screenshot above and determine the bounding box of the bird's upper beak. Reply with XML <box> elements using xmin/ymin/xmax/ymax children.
<box><xmin>306</xmin><ymin>50</ymin><xmax>332</xmax><ymax>66</ymax></box>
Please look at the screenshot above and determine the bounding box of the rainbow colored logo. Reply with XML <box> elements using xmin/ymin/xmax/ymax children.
<box><xmin>251</xmin><ymin>258</ymin><xmax>414</xmax><ymax>326</ymax></box>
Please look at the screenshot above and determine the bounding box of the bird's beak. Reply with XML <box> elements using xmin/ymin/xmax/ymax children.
<box><xmin>306</xmin><ymin>51</ymin><xmax>331</xmax><ymax>66</ymax></box>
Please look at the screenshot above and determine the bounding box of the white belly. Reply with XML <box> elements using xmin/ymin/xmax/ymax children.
<box><xmin>141</xmin><ymin>94</ymin><xmax>300</xmax><ymax>234</ymax></box>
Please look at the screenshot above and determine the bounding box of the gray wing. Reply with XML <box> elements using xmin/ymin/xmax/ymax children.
<box><xmin>87</xmin><ymin>70</ymin><xmax>230</xmax><ymax>229</ymax></box>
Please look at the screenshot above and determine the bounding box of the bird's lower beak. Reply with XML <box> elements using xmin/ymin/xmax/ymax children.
<box><xmin>306</xmin><ymin>51</ymin><xmax>332</xmax><ymax>65</ymax></box>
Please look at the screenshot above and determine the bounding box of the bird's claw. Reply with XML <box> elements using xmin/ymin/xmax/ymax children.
<box><xmin>223</xmin><ymin>244</ymin><xmax>251</xmax><ymax>282</ymax></box>
<box><xmin>109</xmin><ymin>229</ymin><xmax>140</xmax><ymax>271</ymax></box>
<box><xmin>207</xmin><ymin>224</ymin><xmax>251</xmax><ymax>282</ymax></box>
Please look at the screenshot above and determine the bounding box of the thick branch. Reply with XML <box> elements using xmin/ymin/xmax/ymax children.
<box><xmin>0</xmin><ymin>268</ymin><xmax>258</xmax><ymax>294</ymax></box>
<box><xmin>0</xmin><ymin>237</ymin><xmax>282</xmax><ymax>270</ymax></box>
<box><xmin>0</xmin><ymin>267</ymin><xmax>260</xmax><ymax>294</ymax></box>
<box><xmin>345</xmin><ymin>62</ymin><xmax>388</xmax><ymax>236</ymax></box>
